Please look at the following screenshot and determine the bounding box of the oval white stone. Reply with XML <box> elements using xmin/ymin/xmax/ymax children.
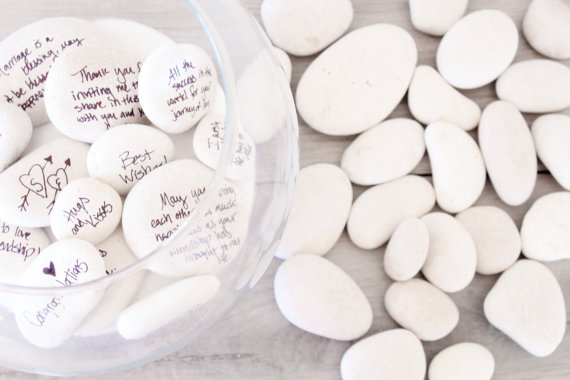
<box><xmin>117</xmin><ymin>275</ymin><xmax>220</xmax><ymax>340</ymax></box>
<box><xmin>14</xmin><ymin>238</ymin><xmax>106</xmax><ymax>348</ymax></box>
<box><xmin>276</xmin><ymin>163</ymin><xmax>352</xmax><ymax>259</ymax></box>
<box><xmin>523</xmin><ymin>0</ymin><xmax>570</xmax><ymax>60</ymax></box>
<box><xmin>521</xmin><ymin>192</ymin><xmax>570</xmax><ymax>261</ymax></box>
<box><xmin>341</xmin><ymin>118</ymin><xmax>425</xmax><ymax>186</ymax></box>
<box><xmin>138</xmin><ymin>44</ymin><xmax>218</xmax><ymax>134</ymax></box>
<box><xmin>425</xmin><ymin>121</ymin><xmax>486</xmax><ymax>213</ymax></box>
<box><xmin>261</xmin><ymin>0</ymin><xmax>353</xmax><ymax>56</ymax></box>
<box><xmin>484</xmin><ymin>259</ymin><xmax>566</xmax><ymax>357</ymax></box>
<box><xmin>274</xmin><ymin>254</ymin><xmax>372</xmax><ymax>340</ymax></box>
<box><xmin>429</xmin><ymin>342</ymin><xmax>495</xmax><ymax>380</ymax></box>
<box><xmin>44</xmin><ymin>46</ymin><xmax>146</xmax><ymax>143</ymax></box>
<box><xmin>384</xmin><ymin>218</ymin><xmax>429</xmax><ymax>281</ymax></box>
<box><xmin>408</xmin><ymin>65</ymin><xmax>481</xmax><ymax>131</ymax></box>
<box><xmin>532</xmin><ymin>114</ymin><xmax>570</xmax><ymax>190</ymax></box>
<box><xmin>296</xmin><ymin>24</ymin><xmax>417</xmax><ymax>136</ymax></box>
<box><xmin>421</xmin><ymin>212</ymin><xmax>477</xmax><ymax>293</ymax></box>
<box><xmin>50</xmin><ymin>178</ymin><xmax>122</xmax><ymax>245</ymax></box>
<box><xmin>0</xmin><ymin>217</ymin><xmax>50</xmax><ymax>284</ymax></box>
<box><xmin>0</xmin><ymin>102</ymin><xmax>33</xmax><ymax>172</ymax></box>
<box><xmin>456</xmin><ymin>206</ymin><xmax>521</xmax><ymax>275</ymax></box>
<box><xmin>0</xmin><ymin>137</ymin><xmax>89</xmax><ymax>227</ymax></box>
<box><xmin>496</xmin><ymin>59</ymin><xmax>570</xmax><ymax>113</ymax></box>
<box><xmin>479</xmin><ymin>101</ymin><xmax>537</xmax><ymax>206</ymax></box>
<box><xmin>384</xmin><ymin>279</ymin><xmax>459</xmax><ymax>341</ymax></box>
<box><xmin>437</xmin><ymin>10</ymin><xmax>518</xmax><ymax>89</ymax></box>
<box><xmin>87</xmin><ymin>124</ymin><xmax>174</xmax><ymax>194</ymax></box>
<box><xmin>347</xmin><ymin>175</ymin><xmax>436</xmax><ymax>250</ymax></box>
<box><xmin>409</xmin><ymin>0</ymin><xmax>468</xmax><ymax>36</ymax></box>
<box><xmin>341</xmin><ymin>329</ymin><xmax>426</xmax><ymax>380</ymax></box>
<box><xmin>272</xmin><ymin>47</ymin><xmax>292</xmax><ymax>84</ymax></box>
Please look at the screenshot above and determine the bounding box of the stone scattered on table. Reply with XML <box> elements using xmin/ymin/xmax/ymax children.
<box><xmin>532</xmin><ymin>114</ymin><xmax>570</xmax><ymax>190</ymax></box>
<box><xmin>428</xmin><ymin>342</ymin><xmax>495</xmax><ymax>380</ymax></box>
<box><xmin>384</xmin><ymin>218</ymin><xmax>429</xmax><ymax>282</ymax></box>
<box><xmin>523</xmin><ymin>0</ymin><xmax>570</xmax><ymax>60</ymax></box>
<box><xmin>409</xmin><ymin>0</ymin><xmax>468</xmax><ymax>36</ymax></box>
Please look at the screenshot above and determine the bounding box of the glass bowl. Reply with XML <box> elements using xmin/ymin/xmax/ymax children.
<box><xmin>0</xmin><ymin>0</ymin><xmax>298</xmax><ymax>375</ymax></box>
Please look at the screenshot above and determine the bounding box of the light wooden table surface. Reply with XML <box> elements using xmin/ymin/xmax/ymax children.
<box><xmin>1</xmin><ymin>0</ymin><xmax>570</xmax><ymax>379</ymax></box>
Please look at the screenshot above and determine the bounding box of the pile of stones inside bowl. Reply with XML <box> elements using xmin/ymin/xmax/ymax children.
<box><xmin>262</xmin><ymin>0</ymin><xmax>570</xmax><ymax>378</ymax></box>
<box><xmin>0</xmin><ymin>17</ymin><xmax>257</xmax><ymax>348</ymax></box>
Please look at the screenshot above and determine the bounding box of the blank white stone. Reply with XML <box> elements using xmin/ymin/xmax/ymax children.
<box><xmin>274</xmin><ymin>254</ymin><xmax>373</xmax><ymax>341</ymax></box>
<box><xmin>384</xmin><ymin>218</ymin><xmax>429</xmax><ymax>281</ymax></box>
<box><xmin>117</xmin><ymin>275</ymin><xmax>219</xmax><ymax>340</ymax></box>
<box><xmin>437</xmin><ymin>10</ymin><xmax>518</xmax><ymax>89</ymax></box>
<box><xmin>138</xmin><ymin>44</ymin><xmax>218</xmax><ymax>134</ymax></box>
<box><xmin>429</xmin><ymin>342</ymin><xmax>495</xmax><ymax>380</ymax></box>
<box><xmin>276</xmin><ymin>163</ymin><xmax>352</xmax><ymax>259</ymax></box>
<box><xmin>50</xmin><ymin>178</ymin><xmax>122</xmax><ymax>245</ymax></box>
<box><xmin>425</xmin><ymin>121</ymin><xmax>486</xmax><ymax>213</ymax></box>
<box><xmin>341</xmin><ymin>118</ymin><xmax>425</xmax><ymax>186</ymax></box>
<box><xmin>272</xmin><ymin>47</ymin><xmax>292</xmax><ymax>84</ymax></box>
<box><xmin>421</xmin><ymin>212</ymin><xmax>477</xmax><ymax>293</ymax></box>
<box><xmin>87</xmin><ymin>124</ymin><xmax>175</xmax><ymax>194</ymax></box>
<box><xmin>341</xmin><ymin>329</ymin><xmax>426</xmax><ymax>380</ymax></box>
<box><xmin>521</xmin><ymin>192</ymin><xmax>570</xmax><ymax>261</ymax></box>
<box><xmin>261</xmin><ymin>0</ymin><xmax>353</xmax><ymax>56</ymax></box>
<box><xmin>408</xmin><ymin>65</ymin><xmax>481</xmax><ymax>131</ymax></box>
<box><xmin>14</xmin><ymin>239</ymin><xmax>106</xmax><ymax>348</ymax></box>
<box><xmin>532</xmin><ymin>114</ymin><xmax>570</xmax><ymax>190</ymax></box>
<box><xmin>296</xmin><ymin>24</ymin><xmax>417</xmax><ymax>136</ymax></box>
<box><xmin>479</xmin><ymin>101</ymin><xmax>537</xmax><ymax>206</ymax></box>
<box><xmin>496</xmin><ymin>59</ymin><xmax>570</xmax><ymax>113</ymax></box>
<box><xmin>384</xmin><ymin>279</ymin><xmax>459</xmax><ymax>341</ymax></box>
<box><xmin>456</xmin><ymin>206</ymin><xmax>521</xmax><ymax>275</ymax></box>
<box><xmin>0</xmin><ymin>102</ymin><xmax>33</xmax><ymax>173</ymax></box>
<box><xmin>523</xmin><ymin>0</ymin><xmax>570</xmax><ymax>60</ymax></box>
<box><xmin>409</xmin><ymin>0</ymin><xmax>468</xmax><ymax>36</ymax></box>
<box><xmin>347</xmin><ymin>175</ymin><xmax>436</xmax><ymax>250</ymax></box>
<box><xmin>0</xmin><ymin>137</ymin><xmax>89</xmax><ymax>227</ymax></box>
<box><xmin>484</xmin><ymin>259</ymin><xmax>566</xmax><ymax>357</ymax></box>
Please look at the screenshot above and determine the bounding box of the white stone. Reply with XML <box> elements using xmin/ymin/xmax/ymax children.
<box><xmin>341</xmin><ymin>118</ymin><xmax>425</xmax><ymax>186</ymax></box>
<box><xmin>272</xmin><ymin>47</ymin><xmax>292</xmax><ymax>84</ymax></box>
<box><xmin>274</xmin><ymin>254</ymin><xmax>373</xmax><ymax>341</ymax></box>
<box><xmin>138</xmin><ymin>44</ymin><xmax>217</xmax><ymax>134</ymax></box>
<box><xmin>44</xmin><ymin>46</ymin><xmax>145</xmax><ymax>143</ymax></box>
<box><xmin>425</xmin><ymin>121</ymin><xmax>486</xmax><ymax>213</ymax></box>
<box><xmin>456</xmin><ymin>206</ymin><xmax>521</xmax><ymax>275</ymax></box>
<box><xmin>479</xmin><ymin>101</ymin><xmax>537</xmax><ymax>206</ymax></box>
<box><xmin>437</xmin><ymin>10</ymin><xmax>518</xmax><ymax>89</ymax></box>
<box><xmin>521</xmin><ymin>192</ymin><xmax>570</xmax><ymax>261</ymax></box>
<box><xmin>95</xmin><ymin>18</ymin><xmax>175</xmax><ymax>61</ymax></box>
<box><xmin>532</xmin><ymin>114</ymin><xmax>570</xmax><ymax>190</ymax></box>
<box><xmin>0</xmin><ymin>102</ymin><xmax>33</xmax><ymax>172</ymax></box>
<box><xmin>14</xmin><ymin>239</ymin><xmax>106</xmax><ymax>348</ymax></box>
<box><xmin>0</xmin><ymin>18</ymin><xmax>101</xmax><ymax>126</ymax></box>
<box><xmin>428</xmin><ymin>342</ymin><xmax>495</xmax><ymax>380</ymax></box>
<box><xmin>117</xmin><ymin>275</ymin><xmax>219</xmax><ymax>340</ymax></box>
<box><xmin>276</xmin><ymin>164</ymin><xmax>351</xmax><ymax>259</ymax></box>
<box><xmin>409</xmin><ymin>0</ymin><xmax>468</xmax><ymax>36</ymax></box>
<box><xmin>384</xmin><ymin>218</ymin><xmax>429</xmax><ymax>281</ymax></box>
<box><xmin>341</xmin><ymin>329</ymin><xmax>426</xmax><ymax>380</ymax></box>
<box><xmin>0</xmin><ymin>217</ymin><xmax>50</xmax><ymax>284</ymax></box>
<box><xmin>74</xmin><ymin>228</ymin><xmax>145</xmax><ymax>337</ymax></box>
<box><xmin>192</xmin><ymin>112</ymin><xmax>255</xmax><ymax>181</ymax></box>
<box><xmin>261</xmin><ymin>0</ymin><xmax>353</xmax><ymax>56</ymax></box>
<box><xmin>296</xmin><ymin>24</ymin><xmax>417</xmax><ymax>136</ymax></box>
<box><xmin>122</xmin><ymin>159</ymin><xmax>250</xmax><ymax>277</ymax></box>
<box><xmin>50</xmin><ymin>178</ymin><xmax>122</xmax><ymax>245</ymax></box>
<box><xmin>347</xmin><ymin>175</ymin><xmax>435</xmax><ymax>250</ymax></box>
<box><xmin>496</xmin><ymin>59</ymin><xmax>570</xmax><ymax>113</ymax></box>
<box><xmin>384</xmin><ymin>279</ymin><xmax>459</xmax><ymax>341</ymax></box>
<box><xmin>0</xmin><ymin>137</ymin><xmax>89</xmax><ymax>227</ymax></box>
<box><xmin>484</xmin><ymin>259</ymin><xmax>566</xmax><ymax>357</ymax></box>
<box><xmin>87</xmin><ymin>124</ymin><xmax>174</xmax><ymax>194</ymax></box>
<box><xmin>421</xmin><ymin>212</ymin><xmax>477</xmax><ymax>293</ymax></box>
<box><xmin>408</xmin><ymin>65</ymin><xmax>481</xmax><ymax>131</ymax></box>
<box><xmin>523</xmin><ymin>0</ymin><xmax>570</xmax><ymax>60</ymax></box>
